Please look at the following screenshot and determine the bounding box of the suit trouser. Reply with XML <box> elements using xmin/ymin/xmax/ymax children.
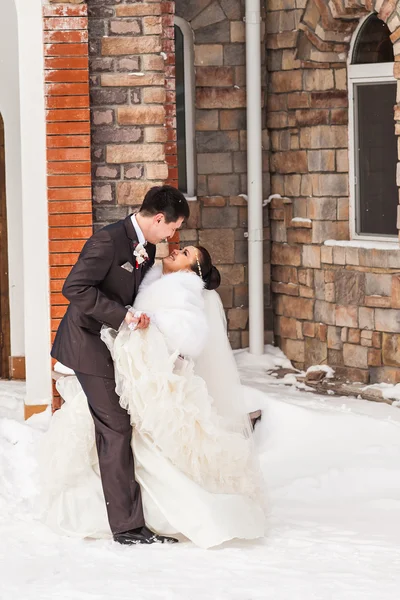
<box><xmin>75</xmin><ymin>371</ymin><xmax>145</xmax><ymax>535</ymax></box>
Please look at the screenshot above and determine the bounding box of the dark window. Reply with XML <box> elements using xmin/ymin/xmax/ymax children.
<box><xmin>174</xmin><ymin>24</ymin><xmax>188</xmax><ymax>194</ymax></box>
<box><xmin>351</xmin><ymin>14</ymin><xmax>397</xmax><ymax>237</ymax></box>
<box><xmin>353</xmin><ymin>14</ymin><xmax>394</xmax><ymax>64</ymax></box>
<box><xmin>355</xmin><ymin>82</ymin><xmax>397</xmax><ymax>235</ymax></box>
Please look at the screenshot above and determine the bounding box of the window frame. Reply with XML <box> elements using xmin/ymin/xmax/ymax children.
<box><xmin>348</xmin><ymin>13</ymin><xmax>397</xmax><ymax>242</ymax></box>
<box><xmin>174</xmin><ymin>16</ymin><xmax>196</xmax><ymax>199</ymax></box>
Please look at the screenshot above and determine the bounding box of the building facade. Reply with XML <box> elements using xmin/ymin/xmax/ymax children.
<box><xmin>1</xmin><ymin>0</ymin><xmax>400</xmax><ymax>417</ymax></box>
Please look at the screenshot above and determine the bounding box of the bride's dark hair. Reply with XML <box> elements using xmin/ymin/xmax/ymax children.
<box><xmin>191</xmin><ymin>246</ymin><xmax>221</xmax><ymax>291</ymax></box>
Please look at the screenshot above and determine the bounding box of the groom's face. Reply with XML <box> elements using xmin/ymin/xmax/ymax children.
<box><xmin>147</xmin><ymin>214</ymin><xmax>184</xmax><ymax>245</ymax></box>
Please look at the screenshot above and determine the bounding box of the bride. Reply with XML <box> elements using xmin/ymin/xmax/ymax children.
<box><xmin>38</xmin><ymin>246</ymin><xmax>266</xmax><ymax>549</ymax></box>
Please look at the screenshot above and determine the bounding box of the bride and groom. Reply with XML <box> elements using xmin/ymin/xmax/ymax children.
<box><xmin>41</xmin><ymin>185</ymin><xmax>265</xmax><ymax>549</ymax></box>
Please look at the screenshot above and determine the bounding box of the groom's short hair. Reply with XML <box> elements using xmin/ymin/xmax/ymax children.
<box><xmin>139</xmin><ymin>185</ymin><xmax>190</xmax><ymax>223</ymax></box>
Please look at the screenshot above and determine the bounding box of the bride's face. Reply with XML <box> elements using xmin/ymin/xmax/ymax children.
<box><xmin>163</xmin><ymin>246</ymin><xmax>198</xmax><ymax>274</ymax></box>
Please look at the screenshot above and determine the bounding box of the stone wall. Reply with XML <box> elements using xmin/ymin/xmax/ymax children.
<box><xmin>175</xmin><ymin>0</ymin><xmax>272</xmax><ymax>348</ymax></box>
<box><xmin>88</xmin><ymin>0</ymin><xmax>273</xmax><ymax>348</ymax></box>
<box><xmin>88</xmin><ymin>0</ymin><xmax>177</xmax><ymax>232</ymax></box>
<box><xmin>267</xmin><ymin>0</ymin><xmax>400</xmax><ymax>381</ymax></box>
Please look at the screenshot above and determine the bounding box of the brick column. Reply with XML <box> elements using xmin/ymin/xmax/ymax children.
<box><xmin>89</xmin><ymin>1</ymin><xmax>176</xmax><ymax>232</ymax></box>
<box><xmin>44</xmin><ymin>1</ymin><xmax>92</xmax><ymax>411</ymax></box>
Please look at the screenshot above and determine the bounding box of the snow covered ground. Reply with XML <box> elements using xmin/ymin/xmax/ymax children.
<box><xmin>1</xmin><ymin>348</ymin><xmax>400</xmax><ymax>600</ymax></box>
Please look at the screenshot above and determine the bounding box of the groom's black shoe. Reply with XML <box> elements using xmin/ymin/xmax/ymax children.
<box><xmin>113</xmin><ymin>526</ymin><xmax>179</xmax><ymax>545</ymax></box>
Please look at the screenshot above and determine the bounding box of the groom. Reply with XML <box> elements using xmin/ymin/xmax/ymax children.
<box><xmin>52</xmin><ymin>185</ymin><xmax>190</xmax><ymax>545</ymax></box>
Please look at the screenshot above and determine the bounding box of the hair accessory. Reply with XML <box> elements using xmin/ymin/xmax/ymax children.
<box><xmin>196</xmin><ymin>254</ymin><xmax>203</xmax><ymax>280</ymax></box>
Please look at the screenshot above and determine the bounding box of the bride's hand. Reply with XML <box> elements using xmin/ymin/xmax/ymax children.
<box><xmin>124</xmin><ymin>311</ymin><xmax>150</xmax><ymax>330</ymax></box>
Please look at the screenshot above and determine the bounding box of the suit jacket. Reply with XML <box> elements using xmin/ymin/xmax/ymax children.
<box><xmin>51</xmin><ymin>215</ymin><xmax>156</xmax><ymax>378</ymax></box>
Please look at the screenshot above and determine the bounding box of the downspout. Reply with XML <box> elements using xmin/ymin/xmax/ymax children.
<box><xmin>245</xmin><ymin>0</ymin><xmax>264</xmax><ymax>355</ymax></box>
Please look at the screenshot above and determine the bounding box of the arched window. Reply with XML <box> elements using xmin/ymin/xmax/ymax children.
<box><xmin>348</xmin><ymin>14</ymin><xmax>397</xmax><ymax>238</ymax></box>
<box><xmin>174</xmin><ymin>17</ymin><xmax>196</xmax><ymax>197</ymax></box>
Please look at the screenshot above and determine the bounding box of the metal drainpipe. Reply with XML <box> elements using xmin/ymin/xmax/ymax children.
<box><xmin>245</xmin><ymin>0</ymin><xmax>264</xmax><ymax>355</ymax></box>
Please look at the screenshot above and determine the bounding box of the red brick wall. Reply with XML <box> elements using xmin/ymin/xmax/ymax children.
<box><xmin>43</xmin><ymin>2</ymin><xmax>92</xmax><ymax>409</ymax></box>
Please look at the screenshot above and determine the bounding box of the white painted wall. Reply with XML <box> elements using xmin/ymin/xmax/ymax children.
<box><xmin>0</xmin><ymin>0</ymin><xmax>52</xmax><ymax>406</ymax></box>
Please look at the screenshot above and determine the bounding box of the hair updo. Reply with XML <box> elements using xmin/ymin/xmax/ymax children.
<box><xmin>191</xmin><ymin>246</ymin><xmax>221</xmax><ymax>291</ymax></box>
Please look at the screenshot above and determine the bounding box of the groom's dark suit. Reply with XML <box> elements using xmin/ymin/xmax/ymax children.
<box><xmin>52</xmin><ymin>215</ymin><xmax>156</xmax><ymax>534</ymax></box>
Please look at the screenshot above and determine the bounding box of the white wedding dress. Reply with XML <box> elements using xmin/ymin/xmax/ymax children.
<box><xmin>38</xmin><ymin>265</ymin><xmax>266</xmax><ymax>549</ymax></box>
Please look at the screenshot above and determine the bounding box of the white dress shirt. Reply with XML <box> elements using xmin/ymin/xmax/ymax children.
<box><xmin>131</xmin><ymin>213</ymin><xmax>146</xmax><ymax>246</ymax></box>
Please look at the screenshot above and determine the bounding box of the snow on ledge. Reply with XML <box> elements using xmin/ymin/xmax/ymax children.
<box><xmin>324</xmin><ymin>239</ymin><xmax>400</xmax><ymax>250</ymax></box>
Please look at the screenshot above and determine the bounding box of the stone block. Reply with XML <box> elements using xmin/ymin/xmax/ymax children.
<box><xmin>117</xmin><ymin>106</ymin><xmax>165</xmax><ymax>125</ymax></box>
<box><xmin>307</xmin><ymin>197</ymin><xmax>337</xmax><ymax>220</ymax></box>
<box><xmin>327</xmin><ymin>326</ymin><xmax>342</xmax><ymax>350</ymax></box>
<box><xmin>303</xmin><ymin>321</ymin><xmax>315</xmax><ymax>337</ymax></box>
<box><xmin>282</xmin><ymin>296</ymin><xmax>314</xmax><ymax>320</ymax></box>
<box><xmin>271</xmin><ymin>243</ymin><xmax>302</xmax><ymax>266</ymax></box>
<box><xmin>316</xmin><ymin>323</ymin><xmax>328</xmax><ymax>342</ymax></box>
<box><xmin>300</xmin><ymin>286</ymin><xmax>314</xmax><ymax>298</ymax></box>
<box><xmin>304</xmin><ymin>69</ymin><xmax>334</xmax><ymax>91</ymax></box>
<box><xmin>196</xmin><ymin>87</ymin><xmax>246</xmax><ymax>109</ymax></box>
<box><xmin>276</xmin><ymin>316</ymin><xmax>298</xmax><ymax>339</ymax></box>
<box><xmin>391</xmin><ymin>275</ymin><xmax>400</xmax><ymax>308</ymax></box>
<box><xmin>325</xmin><ymin>283</ymin><xmax>335</xmax><ymax>303</ymax></box>
<box><xmin>382</xmin><ymin>333</ymin><xmax>400</xmax><ymax>366</ymax></box>
<box><xmin>146</xmin><ymin>163</ymin><xmax>168</xmax><ymax>180</ymax></box>
<box><xmin>312</xmin><ymin>174</ymin><xmax>348</xmax><ymax>196</ymax></box>
<box><xmin>117</xmin><ymin>181</ymin><xmax>160</xmax><ymax>204</ymax></box>
<box><xmin>345</xmin><ymin>247</ymin><xmax>359</xmax><ymax>266</ymax></box>
<box><xmin>370</xmin><ymin>366</ymin><xmax>400</xmax><ymax>384</ymax></box>
<box><xmin>321</xmin><ymin>246</ymin><xmax>333</xmax><ymax>264</ymax></box>
<box><xmin>308</xmin><ymin>150</ymin><xmax>335</xmax><ymax>172</ymax></box>
<box><xmin>305</xmin><ymin>338</ymin><xmax>328</xmax><ymax>366</ymax></box>
<box><xmin>196</xmin><ymin>131</ymin><xmax>239</xmax><ymax>152</ymax></box>
<box><xmin>196</xmin><ymin>66</ymin><xmax>234</xmax><ymax>87</ymax></box>
<box><xmin>220</xmin><ymin>109</ymin><xmax>246</xmax><ymax>131</ymax></box>
<box><xmin>228</xmin><ymin>308</ymin><xmax>249</xmax><ymax>330</ymax></box>
<box><xmin>302</xmin><ymin>245</ymin><xmax>321</xmax><ymax>268</ymax></box>
<box><xmin>109</xmin><ymin>19</ymin><xmax>141</xmax><ymax>36</ymax></box>
<box><xmin>231</xmin><ymin>20</ymin><xmax>245</xmax><ymax>42</ymax></box>
<box><xmin>224</xmin><ymin>44</ymin><xmax>245</xmax><ymax>66</ymax></box>
<box><xmin>218</xmin><ymin>285</ymin><xmax>233</xmax><ymax>308</ymax></box>
<box><xmin>336</xmin><ymin>149</ymin><xmax>349</xmax><ymax>172</ymax></box>
<box><xmin>301</xmin><ymin>126</ymin><xmax>348</xmax><ymax>149</ymax></box>
<box><xmin>197</xmin><ymin>152</ymin><xmax>232</xmax><ymax>175</ymax></box>
<box><xmin>202</xmin><ymin>196</ymin><xmax>226</xmax><ymax>207</ymax></box>
<box><xmin>281</xmin><ymin>338</ymin><xmax>305</xmax><ymax>363</ymax></box>
<box><xmin>191</xmin><ymin>2</ymin><xmax>226</xmax><ymax>29</ymax></box>
<box><xmin>95</xmin><ymin>165</ymin><xmax>119</xmax><ymax>179</ymax></box>
<box><xmin>310</xmin><ymin>91</ymin><xmax>347</xmax><ymax>108</ymax></box>
<box><xmin>333</xmin><ymin>246</ymin><xmax>346</xmax><ymax>265</ymax></box>
<box><xmin>102</xmin><ymin>36</ymin><xmax>161</xmax><ymax>56</ymax></box>
<box><xmin>315</xmin><ymin>300</ymin><xmax>335</xmax><ymax>325</ymax></box>
<box><xmin>359</xmin><ymin>306</ymin><xmax>374</xmax><ymax>330</ymax></box>
<box><xmin>336</xmin><ymin>305</ymin><xmax>358</xmax><ymax>328</ymax></box>
<box><xmin>195</xmin><ymin>21</ymin><xmax>231</xmax><ymax>44</ymax></box>
<box><xmin>348</xmin><ymin>328</ymin><xmax>361</xmax><ymax>344</ymax></box>
<box><xmin>287</xmin><ymin>229</ymin><xmax>312</xmax><ymax>244</ymax></box>
<box><xmin>298</xmin><ymin>268</ymin><xmax>314</xmax><ymax>288</ymax></box>
<box><xmin>295</xmin><ymin>109</ymin><xmax>329</xmax><ymax>127</ymax></box>
<box><xmin>272</xmin><ymin>281</ymin><xmax>299</xmax><ymax>296</ymax></box>
<box><xmin>271</xmin><ymin>150</ymin><xmax>308</xmax><ymax>174</ymax></box>
<box><xmin>202</xmin><ymin>205</ymin><xmax>238</xmax><ymax>228</ymax></box>
<box><xmin>314</xmin><ymin>269</ymin><xmax>325</xmax><ymax>300</ymax></box>
<box><xmin>195</xmin><ymin>109</ymin><xmax>219</xmax><ymax>131</ymax></box>
<box><xmin>107</xmin><ymin>144</ymin><xmax>164</xmax><ymax>163</ymax></box>
<box><xmin>270</xmin><ymin>70</ymin><xmax>303</xmax><ymax>92</ymax></box>
<box><xmin>272</xmin><ymin>221</ymin><xmax>288</xmax><ymax>243</ymax></box>
<box><xmin>92</xmin><ymin>110</ymin><xmax>113</xmax><ymax>126</ymax></box>
<box><xmin>199</xmin><ymin>229</ymin><xmax>235</xmax><ymax>264</ymax></box>
<box><xmin>365</xmin><ymin>296</ymin><xmax>392</xmax><ymax>308</ymax></box>
<box><xmin>194</xmin><ymin>44</ymin><xmax>223</xmax><ymax>66</ymax></box>
<box><xmin>365</xmin><ymin>273</ymin><xmax>392</xmax><ymax>297</ymax></box>
<box><xmin>92</xmin><ymin>126</ymin><xmax>142</xmax><ymax>145</ymax></box>
<box><xmin>272</xmin><ymin>265</ymin><xmax>298</xmax><ymax>284</ymax></box>
<box><xmin>144</xmin><ymin>127</ymin><xmax>168</xmax><ymax>143</ymax></box>
<box><xmin>93</xmin><ymin>183</ymin><xmax>112</xmax><ymax>203</ymax></box>
<box><xmin>343</xmin><ymin>344</ymin><xmax>368</xmax><ymax>368</ymax></box>
<box><xmin>311</xmin><ymin>221</ymin><xmax>338</xmax><ymax>244</ymax></box>
<box><xmin>368</xmin><ymin>348</ymin><xmax>382</xmax><ymax>367</ymax></box>
<box><xmin>208</xmin><ymin>174</ymin><xmax>240</xmax><ymax>196</ymax></box>
<box><xmin>142</xmin><ymin>87</ymin><xmax>166</xmax><ymax>104</ymax></box>
<box><xmin>335</xmin><ymin>270</ymin><xmax>365</xmax><ymax>305</ymax></box>
<box><xmin>234</xmin><ymin>284</ymin><xmax>249</xmax><ymax>308</ymax></box>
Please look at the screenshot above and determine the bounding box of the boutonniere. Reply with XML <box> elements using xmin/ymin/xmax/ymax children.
<box><xmin>133</xmin><ymin>242</ymin><xmax>149</xmax><ymax>269</ymax></box>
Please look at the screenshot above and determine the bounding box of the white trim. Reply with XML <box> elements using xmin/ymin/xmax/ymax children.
<box><xmin>347</xmin><ymin>12</ymin><xmax>397</xmax><ymax>242</ymax></box>
<box><xmin>174</xmin><ymin>16</ymin><xmax>196</xmax><ymax>198</ymax></box>
<box><xmin>15</xmin><ymin>0</ymin><xmax>52</xmax><ymax>405</ymax></box>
